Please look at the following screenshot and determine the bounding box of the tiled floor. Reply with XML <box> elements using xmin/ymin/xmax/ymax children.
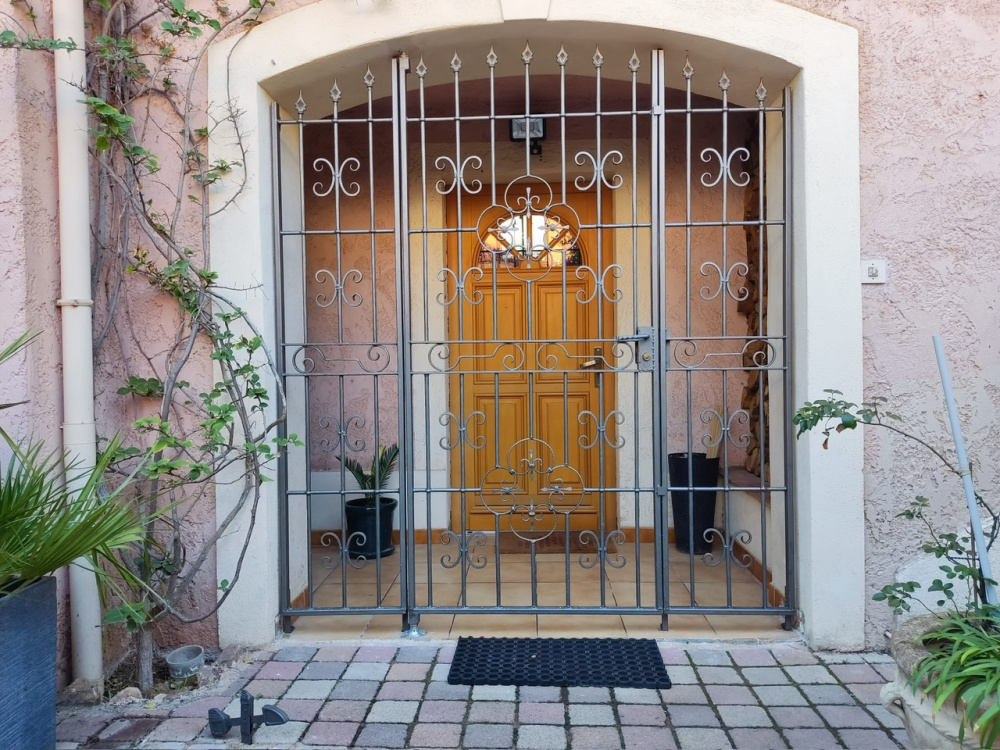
<box><xmin>291</xmin><ymin>543</ymin><xmax>787</xmax><ymax>641</ymax></box>
<box><xmin>55</xmin><ymin>641</ymin><xmax>910</xmax><ymax>749</ymax></box>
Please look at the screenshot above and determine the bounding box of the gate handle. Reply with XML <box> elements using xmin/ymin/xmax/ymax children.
<box><xmin>616</xmin><ymin>333</ymin><xmax>651</xmax><ymax>342</ymax></box>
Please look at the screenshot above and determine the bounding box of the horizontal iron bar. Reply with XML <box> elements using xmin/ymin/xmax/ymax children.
<box><xmin>282</xmin><ymin>604</ymin><xmax>794</xmax><ymax>616</ymax></box>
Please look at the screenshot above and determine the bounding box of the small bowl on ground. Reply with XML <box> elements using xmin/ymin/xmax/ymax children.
<box><xmin>165</xmin><ymin>645</ymin><xmax>205</xmax><ymax>678</ymax></box>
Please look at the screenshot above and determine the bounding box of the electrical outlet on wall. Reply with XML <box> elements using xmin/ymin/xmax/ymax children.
<box><xmin>861</xmin><ymin>259</ymin><xmax>887</xmax><ymax>284</ymax></box>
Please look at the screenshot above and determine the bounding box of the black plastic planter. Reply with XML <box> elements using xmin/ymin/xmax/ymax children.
<box><xmin>0</xmin><ymin>576</ymin><xmax>57</xmax><ymax>750</ymax></box>
<box><xmin>668</xmin><ymin>453</ymin><xmax>720</xmax><ymax>555</ymax></box>
<box><xmin>344</xmin><ymin>496</ymin><xmax>398</xmax><ymax>559</ymax></box>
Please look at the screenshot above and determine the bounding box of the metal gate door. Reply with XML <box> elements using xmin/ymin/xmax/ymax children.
<box><xmin>275</xmin><ymin>44</ymin><xmax>794</xmax><ymax>634</ymax></box>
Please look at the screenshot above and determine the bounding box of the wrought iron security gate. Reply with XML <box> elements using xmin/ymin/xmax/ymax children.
<box><xmin>275</xmin><ymin>44</ymin><xmax>794</xmax><ymax>634</ymax></box>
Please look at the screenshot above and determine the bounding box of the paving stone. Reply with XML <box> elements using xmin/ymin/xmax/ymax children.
<box><xmin>355</xmin><ymin>722</ymin><xmax>408</xmax><ymax>748</ymax></box>
<box><xmin>802</xmin><ymin>683</ymin><xmax>856</xmax><ymax>705</ymax></box>
<box><xmin>366</xmin><ymin>699</ymin><xmax>419</xmax><ymax>723</ymax></box>
<box><xmin>752</xmin><ymin>685</ymin><xmax>807</xmax><ymax>706</ymax></box>
<box><xmin>784</xmin><ymin>665</ymin><xmax>837</xmax><ymax>684</ymax></box>
<box><xmin>864</xmin><ymin>653</ymin><xmax>895</xmax><ymax>664</ymax></box>
<box><xmin>891</xmin><ymin>729</ymin><xmax>911</xmax><ymax>748</ymax></box>
<box><xmin>245</xmin><ymin>719</ymin><xmax>307</xmax><ymax>745</ymax></box>
<box><xmin>419</xmin><ymin>699</ymin><xmax>468</xmax><ymax>723</ymax></box>
<box><xmin>727</xmin><ymin>727</ymin><xmax>786</xmax><ymax>749</ymax></box>
<box><xmin>617</xmin><ymin>703</ymin><xmax>667</xmax><ymax>726</ymax></box>
<box><xmin>622</xmin><ymin>725</ymin><xmax>678</xmax><ymax>749</ymax></box>
<box><xmin>729</xmin><ymin>648</ymin><xmax>778</xmax><ymax>667</ymax></box>
<box><xmin>98</xmin><ymin>718</ymin><xmax>162</xmax><ymax>742</ymax></box>
<box><xmin>569</xmin><ymin>703</ymin><xmax>616</xmax><ymax>725</ymax></box>
<box><xmin>568</xmin><ymin>686</ymin><xmax>612</xmax><ymax>703</ymax></box>
<box><xmin>169</xmin><ymin>697</ymin><xmax>231</xmax><ymax>718</ymax></box>
<box><xmin>873</xmin><ymin>663</ymin><xmax>897</xmax><ymax>681</ymax></box>
<box><xmin>469</xmin><ymin>700</ymin><xmax>516</xmax><ymax>723</ymax></box>
<box><xmin>839</xmin><ymin>728</ymin><xmax>901</xmax><ymax>749</ymax></box>
<box><xmin>866</xmin><ymin>703</ymin><xmax>905</xmax><ymax>729</ymax></box>
<box><xmin>614</xmin><ymin>687</ymin><xmax>661</xmax><ymax>704</ymax></box>
<box><xmin>354</xmin><ymin>645</ymin><xmax>397</xmax><ymax>662</ymax></box>
<box><xmin>830</xmin><ymin>662</ymin><xmax>885</xmax><ymax>683</ymax></box>
<box><xmin>667</xmin><ymin>704</ymin><xmax>721</xmax><ymax>728</ymax></box>
<box><xmin>119</xmin><ymin>706</ymin><xmax>171</xmax><ymax>719</ymax></box>
<box><xmin>817</xmin><ymin>651</ymin><xmax>866</xmax><ymax>664</ymax></box>
<box><xmin>666</xmin><ymin>665</ymin><xmax>697</xmax><ymax>684</ymax></box>
<box><xmin>662</xmin><ymin>684</ymin><xmax>706</xmax><ymax>703</ymax></box>
<box><xmin>386</xmin><ymin>662</ymin><xmax>430</xmax><ymax>681</ymax></box>
<box><xmin>313</xmin><ymin>645</ymin><xmax>358</xmax><ymax>662</ymax></box>
<box><xmin>770</xmin><ymin>646</ymin><xmax>819</xmax><ymax>665</ymax></box>
<box><xmin>274</xmin><ymin>698</ymin><xmax>323</xmax><ymax>722</ymax></box>
<box><xmin>56</xmin><ymin>716</ymin><xmax>110</xmax><ymax>742</ymax></box>
<box><xmin>377</xmin><ymin>680</ymin><xmax>425</xmax><ymax>700</ymax></box>
<box><xmin>816</xmin><ymin>704</ymin><xmax>878</xmax><ymax>728</ymax></box>
<box><xmin>674</xmin><ymin>727</ymin><xmax>732</xmax><ymax>749</ymax></box>
<box><xmin>518</xmin><ymin>701</ymin><xmax>565</xmax><ymax>724</ymax></box>
<box><xmin>243</xmin><ymin>678</ymin><xmax>291</xmax><ymax>698</ymax></box>
<box><xmin>341</xmin><ymin>661</ymin><xmax>390</xmax><ymax>680</ymax></box>
<box><xmin>318</xmin><ymin>699</ymin><xmax>370</xmax><ymax>722</ymax></box>
<box><xmin>517</xmin><ymin>724</ymin><xmax>568</xmax><ymax>750</ymax></box>
<box><xmin>706</xmin><ymin>684</ymin><xmax>756</xmax><ymax>704</ymax></box>
<box><xmin>717</xmin><ymin>704</ymin><xmax>773</xmax><ymax>728</ymax></box>
<box><xmin>283</xmin><ymin>679</ymin><xmax>336</xmax><ymax>699</ymax></box>
<box><xmin>394</xmin><ymin>645</ymin><xmax>440</xmax><ymax>663</ymax></box>
<box><xmin>430</xmin><ymin>663</ymin><xmax>451</xmax><ymax>681</ymax></box>
<box><xmin>55</xmin><ymin>742</ymin><xmax>80</xmax><ymax>750</ymax></box>
<box><xmin>436</xmin><ymin>644</ymin><xmax>457</xmax><ymax>663</ymax></box>
<box><xmin>570</xmin><ymin>726</ymin><xmax>624</xmax><ymax>749</ymax></box>
<box><xmin>273</xmin><ymin>646</ymin><xmax>318</xmax><ymax>662</ymax></box>
<box><xmin>697</xmin><ymin>666</ymin><xmax>744</xmax><ymax>685</ymax></box>
<box><xmin>658</xmin><ymin>646</ymin><xmax>689</xmax><ymax>665</ymax></box>
<box><xmin>300</xmin><ymin>721</ymin><xmax>360</xmax><ymax>746</ymax></box>
<box><xmin>255</xmin><ymin>660</ymin><xmax>305</xmax><ymax>680</ymax></box>
<box><xmin>770</xmin><ymin>706</ymin><xmax>825</xmax><ymax>728</ymax></box>
<box><xmin>519</xmin><ymin>685</ymin><xmax>562</xmax><ymax>702</ymax></box>
<box><xmin>299</xmin><ymin>660</ymin><xmax>347</xmax><ymax>680</ymax></box>
<box><xmin>329</xmin><ymin>679</ymin><xmax>380</xmax><ymax>700</ymax></box>
<box><xmin>742</xmin><ymin>667</ymin><xmax>791</xmax><ymax>685</ymax></box>
<box><xmin>463</xmin><ymin>723</ymin><xmax>514</xmax><ymax>748</ymax></box>
<box><xmin>781</xmin><ymin>728</ymin><xmax>841</xmax><ymax>749</ymax></box>
<box><xmin>688</xmin><ymin>648</ymin><xmax>733</xmax><ymax>666</ymax></box>
<box><xmin>471</xmin><ymin>684</ymin><xmax>518</xmax><ymax>701</ymax></box>
<box><xmin>137</xmin><ymin>742</ymin><xmax>186</xmax><ymax>749</ymax></box>
<box><xmin>144</xmin><ymin>718</ymin><xmax>207</xmax><ymax>742</ymax></box>
<box><xmin>410</xmin><ymin>722</ymin><xmax>463</xmax><ymax>748</ymax></box>
<box><xmin>424</xmin><ymin>682</ymin><xmax>471</xmax><ymax>700</ymax></box>
<box><xmin>845</xmin><ymin>682</ymin><xmax>884</xmax><ymax>704</ymax></box>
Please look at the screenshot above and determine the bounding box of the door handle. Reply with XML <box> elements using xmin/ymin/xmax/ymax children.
<box><xmin>579</xmin><ymin>347</ymin><xmax>603</xmax><ymax>387</ymax></box>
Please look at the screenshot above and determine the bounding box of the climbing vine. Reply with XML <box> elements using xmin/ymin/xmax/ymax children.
<box><xmin>3</xmin><ymin>0</ymin><xmax>290</xmax><ymax>694</ymax></box>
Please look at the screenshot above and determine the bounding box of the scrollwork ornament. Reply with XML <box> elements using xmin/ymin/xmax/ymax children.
<box><xmin>703</xmin><ymin>528</ymin><xmax>753</xmax><ymax>569</ymax></box>
<box><xmin>574</xmin><ymin>264</ymin><xmax>624</xmax><ymax>304</ymax></box>
<box><xmin>440</xmin><ymin>530</ymin><xmax>488</xmax><ymax>569</ymax></box>
<box><xmin>574</xmin><ymin>149</ymin><xmax>625</xmax><ymax>191</ymax></box>
<box><xmin>434</xmin><ymin>154</ymin><xmax>483</xmax><ymax>196</ymax></box>
<box><xmin>699</xmin><ymin>146</ymin><xmax>751</xmax><ymax>188</ymax></box>
<box><xmin>698</xmin><ymin>261</ymin><xmax>749</xmax><ymax>302</ymax></box>
<box><xmin>438</xmin><ymin>411</ymin><xmax>487</xmax><ymax>451</ymax></box>
<box><xmin>578</xmin><ymin>529</ymin><xmax>627</xmax><ymax>569</ymax></box>
<box><xmin>315</xmin><ymin>268</ymin><xmax>364</xmax><ymax>308</ymax></box>
<box><xmin>578</xmin><ymin>410</ymin><xmax>626</xmax><ymax>450</ymax></box>
<box><xmin>312</xmin><ymin>156</ymin><xmax>361</xmax><ymax>198</ymax></box>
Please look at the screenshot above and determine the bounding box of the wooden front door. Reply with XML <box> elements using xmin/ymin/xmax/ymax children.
<box><xmin>447</xmin><ymin>186</ymin><xmax>616</xmax><ymax>537</ymax></box>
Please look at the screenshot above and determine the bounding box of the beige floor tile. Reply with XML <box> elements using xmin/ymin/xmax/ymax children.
<box><xmin>684</xmin><ymin>581</ymin><xmax>771</xmax><ymax>608</ymax></box>
<box><xmin>534</xmin><ymin>580</ymin><xmax>616</xmax><ymax>608</ymax></box>
<box><xmin>288</xmin><ymin>613</ymin><xmax>370</xmax><ymax>639</ymax></box>
<box><xmin>537</xmin><ymin>613</ymin><xmax>627</xmax><ymax>637</ymax></box>
<box><xmin>452</xmin><ymin>613</ymin><xmax>537</xmax><ymax>637</ymax></box>
<box><xmin>609</xmin><ymin>578</ymin><xmax>689</xmax><ymax>608</ymax></box>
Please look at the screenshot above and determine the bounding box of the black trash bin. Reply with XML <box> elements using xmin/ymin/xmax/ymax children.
<box><xmin>668</xmin><ymin>452</ymin><xmax>720</xmax><ymax>555</ymax></box>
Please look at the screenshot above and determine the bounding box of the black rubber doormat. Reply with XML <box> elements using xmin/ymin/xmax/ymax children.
<box><xmin>447</xmin><ymin>637</ymin><xmax>672</xmax><ymax>689</ymax></box>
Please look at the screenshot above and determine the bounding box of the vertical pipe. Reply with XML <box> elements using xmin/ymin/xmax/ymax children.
<box><xmin>54</xmin><ymin>0</ymin><xmax>102</xmax><ymax>684</ymax></box>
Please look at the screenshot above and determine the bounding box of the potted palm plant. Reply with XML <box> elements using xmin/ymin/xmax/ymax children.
<box><xmin>0</xmin><ymin>332</ymin><xmax>144</xmax><ymax>750</ymax></box>
<box><xmin>342</xmin><ymin>443</ymin><xmax>399</xmax><ymax>559</ymax></box>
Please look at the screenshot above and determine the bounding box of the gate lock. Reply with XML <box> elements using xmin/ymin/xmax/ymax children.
<box><xmin>616</xmin><ymin>326</ymin><xmax>659</xmax><ymax>371</ymax></box>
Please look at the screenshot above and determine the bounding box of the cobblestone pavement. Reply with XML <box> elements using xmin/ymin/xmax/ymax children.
<box><xmin>55</xmin><ymin>640</ymin><xmax>910</xmax><ymax>749</ymax></box>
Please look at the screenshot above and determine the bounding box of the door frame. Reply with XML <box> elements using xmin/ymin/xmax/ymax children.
<box><xmin>444</xmin><ymin>188</ymin><xmax>619</xmax><ymax>536</ymax></box>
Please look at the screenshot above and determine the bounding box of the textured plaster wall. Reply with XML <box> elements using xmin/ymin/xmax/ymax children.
<box><xmin>778</xmin><ymin>0</ymin><xmax>1000</xmax><ymax>646</ymax></box>
<box><xmin>0</xmin><ymin>35</ymin><xmax>69</xmax><ymax>684</ymax></box>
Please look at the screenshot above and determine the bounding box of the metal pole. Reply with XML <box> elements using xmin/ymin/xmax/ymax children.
<box><xmin>932</xmin><ymin>335</ymin><xmax>998</xmax><ymax>606</ymax></box>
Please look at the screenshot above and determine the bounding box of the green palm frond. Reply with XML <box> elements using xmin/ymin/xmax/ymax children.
<box><xmin>341</xmin><ymin>443</ymin><xmax>399</xmax><ymax>501</ymax></box>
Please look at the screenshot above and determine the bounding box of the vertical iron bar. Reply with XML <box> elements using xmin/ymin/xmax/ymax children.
<box><xmin>392</xmin><ymin>54</ymin><xmax>418</xmax><ymax>632</ymax></box>
<box><xmin>649</xmin><ymin>50</ymin><xmax>669</xmax><ymax>628</ymax></box>
<box><xmin>781</xmin><ymin>87</ymin><xmax>796</xmax><ymax>628</ymax></box>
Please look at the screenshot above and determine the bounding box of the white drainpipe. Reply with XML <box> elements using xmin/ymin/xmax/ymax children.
<box><xmin>53</xmin><ymin>0</ymin><xmax>102</xmax><ymax>684</ymax></box>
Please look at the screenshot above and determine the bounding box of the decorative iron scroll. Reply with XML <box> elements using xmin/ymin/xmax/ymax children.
<box><xmin>478</xmin><ymin>438</ymin><xmax>587</xmax><ymax>542</ymax></box>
